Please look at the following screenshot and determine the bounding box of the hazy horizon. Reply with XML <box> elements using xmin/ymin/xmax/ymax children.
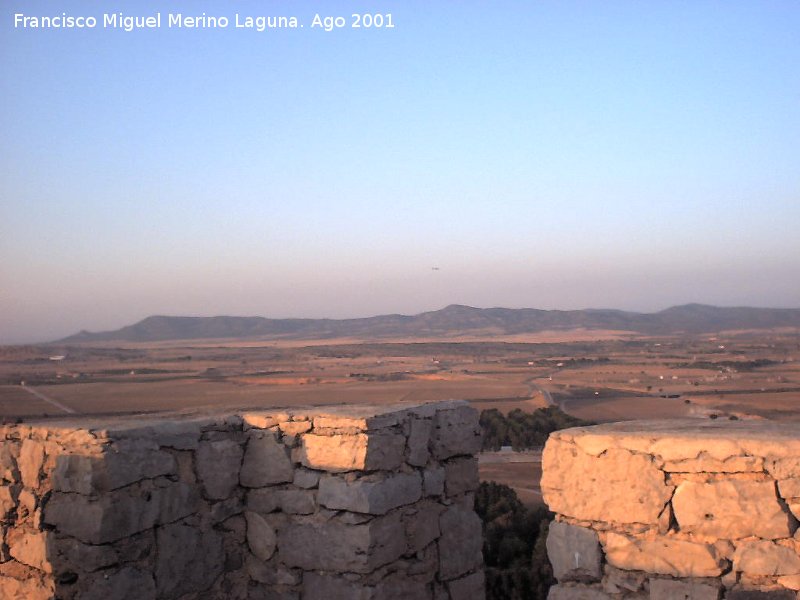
<box><xmin>3</xmin><ymin>1</ymin><xmax>799</xmax><ymax>344</ymax></box>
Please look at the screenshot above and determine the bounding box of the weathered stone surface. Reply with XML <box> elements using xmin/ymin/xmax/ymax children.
<box><xmin>649</xmin><ymin>578</ymin><xmax>721</xmax><ymax>600</ymax></box>
<box><xmin>603</xmin><ymin>532</ymin><xmax>726</xmax><ymax>577</ymax></box>
<box><xmin>733</xmin><ymin>540</ymin><xmax>800</xmax><ymax>576</ymax></box>
<box><xmin>374</xmin><ymin>575</ymin><xmax>435</xmax><ymax>600</ymax></box>
<box><xmin>0</xmin><ymin>574</ymin><xmax>53</xmax><ymax>600</ymax></box>
<box><xmin>663</xmin><ymin>454</ymin><xmax>763</xmax><ymax>473</ymax></box>
<box><xmin>769</xmin><ymin>457</ymin><xmax>800</xmax><ymax>480</ymax></box>
<box><xmin>247</xmin><ymin>488</ymin><xmax>280</xmax><ymax>514</ymax></box>
<box><xmin>155</xmin><ymin>522</ymin><xmax>224</xmax><ymax>598</ymax></box>
<box><xmin>246</xmin><ymin>511</ymin><xmax>277</xmax><ymax>561</ymax></box>
<box><xmin>546</xmin><ymin>521</ymin><xmax>602</xmax><ymax>582</ymax></box>
<box><xmin>196</xmin><ymin>439</ymin><xmax>243</xmax><ymax>500</ymax></box>
<box><xmin>44</xmin><ymin>480</ymin><xmax>198</xmax><ymax>544</ymax></box>
<box><xmin>447</xmin><ymin>570</ymin><xmax>485</xmax><ymax>600</ymax></box>
<box><xmin>431</xmin><ymin>405</ymin><xmax>482</xmax><ymax>460</ymax></box>
<box><xmin>50</xmin><ymin>536</ymin><xmax>118</xmax><ymax>572</ymax></box>
<box><xmin>726</xmin><ymin>591</ymin><xmax>796</xmax><ymax>600</ymax></box>
<box><xmin>319</xmin><ymin>472</ymin><xmax>422</xmax><ymax>514</ymax></box>
<box><xmin>80</xmin><ymin>566</ymin><xmax>156</xmax><ymax>600</ymax></box>
<box><xmin>292</xmin><ymin>468</ymin><xmax>320</xmax><ymax>489</ymax></box>
<box><xmin>424</xmin><ymin>465</ymin><xmax>445</xmax><ymax>497</ymax></box>
<box><xmin>404</xmin><ymin>500</ymin><xmax>444</xmax><ymax>552</ymax></box>
<box><xmin>672</xmin><ymin>479</ymin><xmax>793</xmax><ymax>539</ymax></box>
<box><xmin>779</xmin><ymin>478</ymin><xmax>800</xmax><ymax>499</ymax></box>
<box><xmin>438</xmin><ymin>503</ymin><xmax>483</xmax><ymax>580</ymax></box>
<box><xmin>300</xmin><ymin>433</ymin><xmax>369</xmax><ymax>472</ymax></box>
<box><xmin>279</xmin><ymin>512</ymin><xmax>405</xmax><ymax>573</ymax></box>
<box><xmin>303</xmin><ymin>572</ymin><xmax>373</xmax><ymax>600</ymax></box>
<box><xmin>7</xmin><ymin>529</ymin><xmax>50</xmax><ymax>572</ymax></box>
<box><xmin>542</xmin><ymin>439</ymin><xmax>673</xmax><ymax>525</ymax></box>
<box><xmin>407</xmin><ymin>418</ymin><xmax>433</xmax><ymax>467</ymax></box>
<box><xmin>547</xmin><ymin>584</ymin><xmax>613</xmax><ymax>599</ymax></box>
<box><xmin>778</xmin><ymin>573</ymin><xmax>800</xmax><ymax>590</ymax></box>
<box><xmin>445</xmin><ymin>457</ymin><xmax>479</xmax><ymax>497</ymax></box>
<box><xmin>0</xmin><ymin>444</ymin><xmax>19</xmax><ymax>482</ymax></box>
<box><xmin>18</xmin><ymin>440</ymin><xmax>44</xmax><ymax>489</ymax></box>
<box><xmin>240</xmin><ymin>432</ymin><xmax>294</xmax><ymax>487</ymax></box>
<box><xmin>0</xmin><ymin>486</ymin><xmax>16</xmax><ymax>519</ymax></box>
<box><xmin>274</xmin><ymin>489</ymin><xmax>315</xmax><ymax>514</ymax></box>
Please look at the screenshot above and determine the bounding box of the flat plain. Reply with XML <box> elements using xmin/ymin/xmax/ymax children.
<box><xmin>2</xmin><ymin>328</ymin><xmax>799</xmax><ymax>504</ymax></box>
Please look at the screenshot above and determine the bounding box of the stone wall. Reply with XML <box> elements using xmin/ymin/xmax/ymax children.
<box><xmin>0</xmin><ymin>400</ymin><xmax>485</xmax><ymax>599</ymax></box>
<box><xmin>542</xmin><ymin>419</ymin><xmax>800</xmax><ymax>599</ymax></box>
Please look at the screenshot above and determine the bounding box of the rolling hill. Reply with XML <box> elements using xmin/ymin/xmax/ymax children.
<box><xmin>57</xmin><ymin>304</ymin><xmax>800</xmax><ymax>343</ymax></box>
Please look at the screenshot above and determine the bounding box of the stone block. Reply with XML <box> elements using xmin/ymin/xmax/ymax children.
<box><xmin>404</xmin><ymin>500</ymin><xmax>444</xmax><ymax>552</ymax></box>
<box><xmin>292</xmin><ymin>468</ymin><xmax>320</xmax><ymax>489</ymax></box>
<box><xmin>44</xmin><ymin>480</ymin><xmax>198</xmax><ymax>544</ymax></box>
<box><xmin>303</xmin><ymin>572</ymin><xmax>373</xmax><ymax>600</ymax></box>
<box><xmin>300</xmin><ymin>432</ymin><xmax>405</xmax><ymax>472</ymax></box>
<box><xmin>438</xmin><ymin>503</ymin><xmax>483</xmax><ymax>580</ymax></box>
<box><xmin>0</xmin><ymin>573</ymin><xmax>54</xmax><ymax>600</ymax></box>
<box><xmin>603</xmin><ymin>532</ymin><xmax>726</xmax><ymax>577</ymax></box>
<box><xmin>274</xmin><ymin>490</ymin><xmax>316</xmax><ymax>514</ymax></box>
<box><xmin>0</xmin><ymin>444</ymin><xmax>19</xmax><ymax>482</ymax></box>
<box><xmin>318</xmin><ymin>472</ymin><xmax>421</xmax><ymax>514</ymax></box>
<box><xmin>548</xmin><ymin>584</ymin><xmax>613</xmax><ymax>599</ymax></box>
<box><xmin>733</xmin><ymin>540</ymin><xmax>800</xmax><ymax>576</ymax></box>
<box><xmin>726</xmin><ymin>591</ymin><xmax>796</xmax><ymax>600</ymax></box>
<box><xmin>407</xmin><ymin>418</ymin><xmax>433</xmax><ymax>467</ymax></box>
<box><xmin>7</xmin><ymin>529</ymin><xmax>50</xmax><ymax>573</ymax></box>
<box><xmin>279</xmin><ymin>512</ymin><xmax>405</xmax><ymax>573</ymax></box>
<box><xmin>245</xmin><ymin>511</ymin><xmax>277</xmax><ymax>561</ymax></box>
<box><xmin>154</xmin><ymin>522</ymin><xmax>224</xmax><ymax>598</ymax></box>
<box><xmin>447</xmin><ymin>570</ymin><xmax>485</xmax><ymax>600</ymax></box>
<box><xmin>431</xmin><ymin>405</ymin><xmax>482</xmax><ymax>460</ymax></box>
<box><xmin>648</xmin><ymin>578</ymin><xmax>721</xmax><ymax>600</ymax></box>
<box><xmin>424</xmin><ymin>466</ymin><xmax>445</xmax><ymax>497</ymax></box>
<box><xmin>196</xmin><ymin>439</ymin><xmax>243</xmax><ymax>500</ymax></box>
<box><xmin>240</xmin><ymin>432</ymin><xmax>294</xmax><ymax>487</ymax></box>
<box><xmin>445</xmin><ymin>457</ymin><xmax>479</xmax><ymax>497</ymax></box>
<box><xmin>546</xmin><ymin>521</ymin><xmax>602</xmax><ymax>582</ymax></box>
<box><xmin>542</xmin><ymin>439</ymin><xmax>673</xmax><ymax>525</ymax></box>
<box><xmin>80</xmin><ymin>567</ymin><xmax>156</xmax><ymax>600</ymax></box>
<box><xmin>672</xmin><ymin>479</ymin><xmax>794</xmax><ymax>539</ymax></box>
<box><xmin>18</xmin><ymin>440</ymin><xmax>44</xmax><ymax>489</ymax></box>
<box><xmin>247</xmin><ymin>488</ymin><xmax>280</xmax><ymax>514</ymax></box>
<box><xmin>779</xmin><ymin>478</ymin><xmax>800</xmax><ymax>499</ymax></box>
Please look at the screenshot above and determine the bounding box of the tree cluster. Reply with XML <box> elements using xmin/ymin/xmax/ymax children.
<box><xmin>480</xmin><ymin>406</ymin><xmax>590</xmax><ymax>451</ymax></box>
<box><xmin>475</xmin><ymin>481</ymin><xmax>554</xmax><ymax>600</ymax></box>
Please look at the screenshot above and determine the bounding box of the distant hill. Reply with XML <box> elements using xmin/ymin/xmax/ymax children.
<box><xmin>57</xmin><ymin>304</ymin><xmax>800</xmax><ymax>344</ymax></box>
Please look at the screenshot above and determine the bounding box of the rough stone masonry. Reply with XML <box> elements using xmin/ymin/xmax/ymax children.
<box><xmin>0</xmin><ymin>400</ymin><xmax>485</xmax><ymax>599</ymax></box>
<box><xmin>542</xmin><ymin>419</ymin><xmax>800</xmax><ymax>599</ymax></box>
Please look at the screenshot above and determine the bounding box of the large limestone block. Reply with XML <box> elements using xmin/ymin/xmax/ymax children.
<box><xmin>318</xmin><ymin>472</ymin><xmax>422</xmax><ymax>515</ymax></box>
<box><xmin>546</xmin><ymin>521</ymin><xmax>601</xmax><ymax>582</ymax></box>
<box><xmin>445</xmin><ymin>457</ymin><xmax>479</xmax><ymax>497</ymax></box>
<box><xmin>245</xmin><ymin>510</ymin><xmax>277</xmax><ymax>561</ymax></box>
<box><xmin>303</xmin><ymin>572</ymin><xmax>373</xmax><ymax>600</ymax></box>
<box><xmin>447</xmin><ymin>571</ymin><xmax>485</xmax><ymax>600</ymax></box>
<box><xmin>0</xmin><ymin>443</ymin><xmax>19</xmax><ymax>482</ymax></box>
<box><xmin>548</xmin><ymin>584</ymin><xmax>613</xmax><ymax>599</ymax></box>
<box><xmin>18</xmin><ymin>440</ymin><xmax>44</xmax><ymax>489</ymax></box>
<box><xmin>649</xmin><ymin>578</ymin><xmax>721</xmax><ymax>600</ymax></box>
<box><xmin>672</xmin><ymin>479</ymin><xmax>794</xmax><ymax>539</ymax></box>
<box><xmin>0</xmin><ymin>574</ymin><xmax>54</xmax><ymax>600</ymax></box>
<box><xmin>80</xmin><ymin>566</ymin><xmax>156</xmax><ymax>600</ymax></box>
<box><xmin>154</xmin><ymin>522</ymin><xmax>224</xmax><ymax>598</ymax></box>
<box><xmin>44</xmin><ymin>480</ymin><xmax>198</xmax><ymax>544</ymax></box>
<box><xmin>438</xmin><ymin>504</ymin><xmax>483</xmax><ymax>580</ymax></box>
<box><xmin>240</xmin><ymin>432</ymin><xmax>294</xmax><ymax>487</ymax></box>
<box><xmin>6</xmin><ymin>529</ymin><xmax>50</xmax><ymax>573</ymax></box>
<box><xmin>431</xmin><ymin>405</ymin><xmax>482</xmax><ymax>460</ymax></box>
<box><xmin>299</xmin><ymin>432</ymin><xmax>405</xmax><ymax>472</ymax></box>
<box><xmin>542</xmin><ymin>438</ymin><xmax>673</xmax><ymax>525</ymax></box>
<box><xmin>279</xmin><ymin>512</ymin><xmax>405</xmax><ymax>573</ymax></box>
<box><xmin>53</xmin><ymin>440</ymin><xmax>176</xmax><ymax>494</ymax></box>
<box><xmin>603</xmin><ymin>532</ymin><xmax>726</xmax><ymax>577</ymax></box>
<box><xmin>407</xmin><ymin>418</ymin><xmax>433</xmax><ymax>467</ymax></box>
<box><xmin>733</xmin><ymin>540</ymin><xmax>800</xmax><ymax>576</ymax></box>
<box><xmin>663</xmin><ymin>454</ymin><xmax>763</xmax><ymax>473</ymax></box>
<box><xmin>196</xmin><ymin>439</ymin><xmax>243</xmax><ymax>499</ymax></box>
<box><xmin>404</xmin><ymin>500</ymin><xmax>444</xmax><ymax>552</ymax></box>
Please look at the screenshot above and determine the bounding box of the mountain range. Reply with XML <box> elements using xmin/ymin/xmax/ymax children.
<box><xmin>57</xmin><ymin>304</ymin><xmax>800</xmax><ymax>343</ymax></box>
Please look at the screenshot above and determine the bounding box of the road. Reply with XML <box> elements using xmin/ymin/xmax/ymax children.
<box><xmin>19</xmin><ymin>385</ymin><xmax>77</xmax><ymax>414</ymax></box>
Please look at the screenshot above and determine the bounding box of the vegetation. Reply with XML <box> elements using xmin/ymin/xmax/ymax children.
<box><xmin>480</xmin><ymin>406</ymin><xmax>591</xmax><ymax>451</ymax></box>
<box><xmin>476</xmin><ymin>481</ymin><xmax>554</xmax><ymax>600</ymax></box>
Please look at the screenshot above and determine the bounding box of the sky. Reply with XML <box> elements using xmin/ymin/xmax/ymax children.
<box><xmin>1</xmin><ymin>1</ymin><xmax>799</xmax><ymax>343</ymax></box>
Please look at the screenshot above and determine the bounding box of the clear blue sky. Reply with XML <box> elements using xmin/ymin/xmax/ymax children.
<box><xmin>2</xmin><ymin>1</ymin><xmax>799</xmax><ymax>343</ymax></box>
